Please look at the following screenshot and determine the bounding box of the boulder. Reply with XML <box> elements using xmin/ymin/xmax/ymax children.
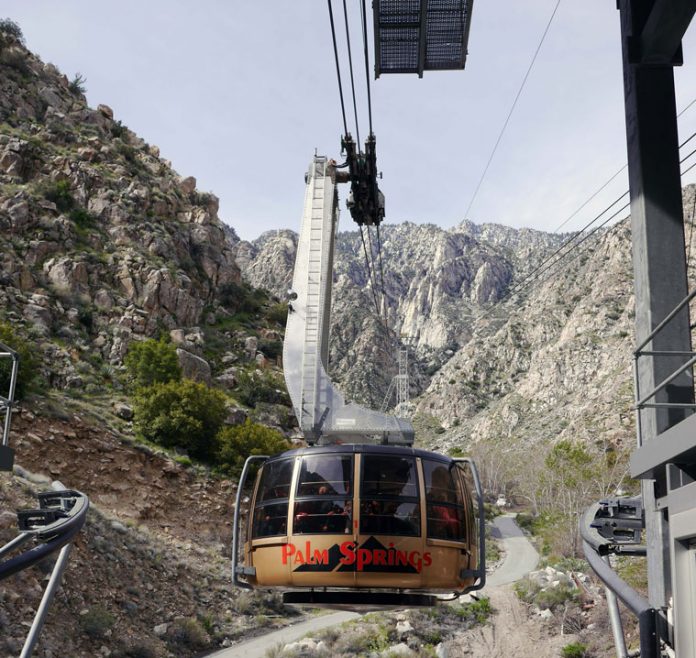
<box><xmin>176</xmin><ymin>348</ymin><xmax>212</xmax><ymax>385</ymax></box>
<box><xmin>113</xmin><ymin>402</ymin><xmax>133</xmax><ymax>420</ymax></box>
<box><xmin>225</xmin><ymin>407</ymin><xmax>247</xmax><ymax>425</ymax></box>
<box><xmin>180</xmin><ymin>176</ymin><xmax>196</xmax><ymax>195</ymax></box>
<box><xmin>97</xmin><ymin>104</ymin><xmax>114</xmax><ymax>120</ymax></box>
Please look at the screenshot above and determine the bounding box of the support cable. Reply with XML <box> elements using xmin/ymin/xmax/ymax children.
<box><xmin>342</xmin><ymin>0</ymin><xmax>361</xmax><ymax>144</ymax></box>
<box><xmin>360</xmin><ymin>0</ymin><xmax>374</xmax><ymax>135</ymax></box>
<box><xmin>359</xmin><ymin>225</ymin><xmax>382</xmax><ymax>317</ymax></box>
<box><xmin>553</xmin><ymin>95</ymin><xmax>696</xmax><ymax>235</ymax></box>
<box><xmin>376</xmin><ymin>223</ymin><xmax>387</xmax><ymax>309</ymax></box>
<box><xmin>507</xmin><ymin>191</ymin><xmax>629</xmax><ymax>297</ymax></box>
<box><xmin>479</xmin><ymin>143</ymin><xmax>696</xmax><ymax>322</ymax></box>
<box><xmin>505</xmin><ymin>126</ymin><xmax>696</xmax><ymax>304</ymax></box>
<box><xmin>463</xmin><ymin>0</ymin><xmax>562</xmax><ymax>220</ymax></box>
<box><xmin>327</xmin><ymin>0</ymin><xmax>349</xmax><ymax>136</ymax></box>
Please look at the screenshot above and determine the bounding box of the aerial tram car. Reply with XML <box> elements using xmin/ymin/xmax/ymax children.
<box><xmin>232</xmin><ymin>155</ymin><xmax>485</xmax><ymax>607</ymax></box>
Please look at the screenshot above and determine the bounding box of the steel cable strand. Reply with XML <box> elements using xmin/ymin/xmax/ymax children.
<box><xmin>360</xmin><ymin>0</ymin><xmax>374</xmax><ymax>135</ymax></box>
<box><xmin>327</xmin><ymin>0</ymin><xmax>349</xmax><ymax>136</ymax></box>
<box><xmin>341</xmin><ymin>0</ymin><xmax>361</xmax><ymax>144</ymax></box>
<box><xmin>463</xmin><ymin>0</ymin><xmax>563</xmax><ymax>220</ymax></box>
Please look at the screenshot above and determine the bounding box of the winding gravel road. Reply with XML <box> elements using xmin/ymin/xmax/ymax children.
<box><xmin>208</xmin><ymin>513</ymin><xmax>537</xmax><ymax>658</ymax></box>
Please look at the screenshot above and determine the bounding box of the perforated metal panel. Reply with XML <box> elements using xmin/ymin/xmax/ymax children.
<box><xmin>374</xmin><ymin>0</ymin><xmax>474</xmax><ymax>77</ymax></box>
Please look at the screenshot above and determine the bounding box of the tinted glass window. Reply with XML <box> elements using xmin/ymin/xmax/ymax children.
<box><xmin>258</xmin><ymin>459</ymin><xmax>294</xmax><ymax>502</ymax></box>
<box><xmin>360</xmin><ymin>455</ymin><xmax>420</xmax><ymax>536</ymax></box>
<box><xmin>362</xmin><ymin>456</ymin><xmax>418</xmax><ymax>498</ymax></box>
<box><xmin>293</xmin><ymin>454</ymin><xmax>353</xmax><ymax>535</ymax></box>
<box><xmin>296</xmin><ymin>454</ymin><xmax>352</xmax><ymax>497</ymax></box>
<box><xmin>252</xmin><ymin>459</ymin><xmax>293</xmax><ymax>538</ymax></box>
<box><xmin>252</xmin><ymin>502</ymin><xmax>288</xmax><ymax>538</ymax></box>
<box><xmin>423</xmin><ymin>459</ymin><xmax>466</xmax><ymax>541</ymax></box>
<box><xmin>294</xmin><ymin>499</ymin><xmax>352</xmax><ymax>534</ymax></box>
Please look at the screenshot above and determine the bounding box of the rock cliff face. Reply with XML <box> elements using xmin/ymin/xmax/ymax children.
<box><xmin>237</xmin><ymin>218</ymin><xmax>568</xmax><ymax>404</ymax></box>
<box><xmin>0</xmin><ymin>39</ymin><xmax>240</xmax><ymax>388</ymax></box>
<box><xmin>238</xmin><ymin>181</ymin><xmax>696</xmax><ymax>464</ymax></box>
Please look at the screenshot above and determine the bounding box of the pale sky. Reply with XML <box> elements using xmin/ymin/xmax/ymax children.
<box><xmin>4</xmin><ymin>1</ymin><xmax>696</xmax><ymax>240</ymax></box>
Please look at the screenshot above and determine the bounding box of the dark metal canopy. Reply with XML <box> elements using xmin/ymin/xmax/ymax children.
<box><xmin>373</xmin><ymin>0</ymin><xmax>474</xmax><ymax>78</ymax></box>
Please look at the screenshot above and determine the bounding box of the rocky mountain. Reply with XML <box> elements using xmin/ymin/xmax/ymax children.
<box><xmin>0</xmin><ymin>38</ymin><xmax>245</xmax><ymax>391</ymax></box>
<box><xmin>0</xmin><ymin>25</ymin><xmax>299</xmax><ymax>658</ymax></box>
<box><xmin>236</xmin><ymin>219</ymin><xmax>569</xmax><ymax>405</ymax></box>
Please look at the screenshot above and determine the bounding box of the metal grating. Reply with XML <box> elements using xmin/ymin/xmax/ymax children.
<box><xmin>374</xmin><ymin>0</ymin><xmax>474</xmax><ymax>77</ymax></box>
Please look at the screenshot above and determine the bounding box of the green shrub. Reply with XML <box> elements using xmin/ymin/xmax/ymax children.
<box><xmin>218</xmin><ymin>281</ymin><xmax>265</xmax><ymax>314</ymax></box>
<box><xmin>455</xmin><ymin>596</ymin><xmax>492</xmax><ymax>624</ymax></box>
<box><xmin>235</xmin><ymin>370</ymin><xmax>289</xmax><ymax>407</ymax></box>
<box><xmin>167</xmin><ymin>618</ymin><xmax>209</xmax><ymax>650</ymax></box>
<box><xmin>258</xmin><ymin>338</ymin><xmax>282</xmax><ymax>360</ymax></box>
<box><xmin>0</xmin><ymin>19</ymin><xmax>24</xmax><ymax>53</ymax></box>
<box><xmin>43</xmin><ymin>179</ymin><xmax>74</xmax><ymax>212</ymax></box>
<box><xmin>266</xmin><ymin>302</ymin><xmax>288</xmax><ymax>325</ymax></box>
<box><xmin>0</xmin><ymin>322</ymin><xmax>39</xmax><ymax>400</ymax></box>
<box><xmin>80</xmin><ymin>606</ymin><xmax>115</xmax><ymax>639</ymax></box>
<box><xmin>514</xmin><ymin>577</ymin><xmax>577</xmax><ymax>610</ymax></box>
<box><xmin>216</xmin><ymin>419</ymin><xmax>290</xmax><ymax>476</ymax></box>
<box><xmin>124</xmin><ymin>338</ymin><xmax>181</xmax><ymax>389</ymax></box>
<box><xmin>133</xmin><ymin>379</ymin><xmax>227</xmax><ymax>460</ymax></box>
<box><xmin>69</xmin><ymin>72</ymin><xmax>86</xmax><ymax>95</ymax></box>
<box><xmin>110</xmin><ymin>120</ymin><xmax>126</xmax><ymax>139</ymax></box>
<box><xmin>561</xmin><ymin>643</ymin><xmax>589</xmax><ymax>658</ymax></box>
<box><xmin>69</xmin><ymin>207</ymin><xmax>96</xmax><ymax>230</ymax></box>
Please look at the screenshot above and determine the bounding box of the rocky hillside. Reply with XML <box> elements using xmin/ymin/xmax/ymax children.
<box><xmin>0</xmin><ymin>36</ymin><xmax>244</xmax><ymax>386</ymax></box>
<box><xmin>236</xmin><ymin>220</ymin><xmax>568</xmax><ymax>405</ymax></box>
<box><xmin>0</xmin><ymin>24</ymin><xmax>300</xmax><ymax>658</ymax></box>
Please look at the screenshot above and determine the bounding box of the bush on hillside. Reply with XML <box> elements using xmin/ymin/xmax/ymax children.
<box><xmin>124</xmin><ymin>338</ymin><xmax>181</xmax><ymax>389</ymax></box>
<box><xmin>0</xmin><ymin>322</ymin><xmax>39</xmax><ymax>400</ymax></box>
<box><xmin>42</xmin><ymin>179</ymin><xmax>74</xmax><ymax>212</ymax></box>
<box><xmin>133</xmin><ymin>379</ymin><xmax>227</xmax><ymax>459</ymax></box>
<box><xmin>235</xmin><ymin>370</ymin><xmax>289</xmax><ymax>407</ymax></box>
<box><xmin>0</xmin><ymin>19</ymin><xmax>24</xmax><ymax>52</ymax></box>
<box><xmin>218</xmin><ymin>281</ymin><xmax>266</xmax><ymax>314</ymax></box>
<box><xmin>216</xmin><ymin>419</ymin><xmax>290</xmax><ymax>476</ymax></box>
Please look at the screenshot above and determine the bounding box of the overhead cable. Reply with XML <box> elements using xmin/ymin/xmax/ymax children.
<box><xmin>509</xmin><ymin>126</ymin><xmax>696</xmax><ymax>301</ymax></box>
<box><xmin>341</xmin><ymin>0</ymin><xmax>361</xmax><ymax>143</ymax></box>
<box><xmin>360</xmin><ymin>0</ymin><xmax>374</xmax><ymax>135</ymax></box>
<box><xmin>463</xmin><ymin>0</ymin><xmax>563</xmax><ymax>221</ymax></box>
<box><xmin>478</xmin><ymin>131</ymin><xmax>696</xmax><ymax>322</ymax></box>
<box><xmin>327</xmin><ymin>0</ymin><xmax>349</xmax><ymax>136</ymax></box>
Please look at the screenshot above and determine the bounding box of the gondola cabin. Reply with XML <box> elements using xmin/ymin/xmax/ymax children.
<box><xmin>232</xmin><ymin>445</ymin><xmax>485</xmax><ymax>607</ymax></box>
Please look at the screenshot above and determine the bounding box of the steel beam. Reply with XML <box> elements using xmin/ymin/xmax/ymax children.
<box><xmin>638</xmin><ymin>0</ymin><xmax>696</xmax><ymax>64</ymax></box>
<box><xmin>619</xmin><ymin>0</ymin><xmax>694</xmax><ymax>620</ymax></box>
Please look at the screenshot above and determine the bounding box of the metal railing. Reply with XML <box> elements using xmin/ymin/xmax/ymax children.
<box><xmin>580</xmin><ymin>503</ymin><xmax>657</xmax><ymax>658</ymax></box>
<box><xmin>0</xmin><ymin>488</ymin><xmax>90</xmax><ymax>658</ymax></box>
<box><xmin>633</xmin><ymin>288</ymin><xmax>696</xmax><ymax>412</ymax></box>
<box><xmin>0</xmin><ymin>340</ymin><xmax>19</xmax><ymax>471</ymax></box>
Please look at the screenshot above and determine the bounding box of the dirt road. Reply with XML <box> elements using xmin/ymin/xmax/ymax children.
<box><xmin>206</xmin><ymin>610</ymin><xmax>360</xmax><ymax>658</ymax></box>
<box><xmin>448</xmin><ymin>513</ymin><xmax>577</xmax><ymax>657</ymax></box>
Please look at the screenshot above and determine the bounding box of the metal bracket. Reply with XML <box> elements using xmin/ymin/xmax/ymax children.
<box><xmin>591</xmin><ymin>496</ymin><xmax>644</xmax><ymax>544</ymax></box>
<box><xmin>0</xmin><ymin>444</ymin><xmax>14</xmax><ymax>471</ymax></box>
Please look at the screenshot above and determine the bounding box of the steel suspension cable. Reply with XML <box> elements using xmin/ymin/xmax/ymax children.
<box><xmin>552</xmin><ymin>95</ymin><xmax>696</xmax><ymax>235</ymax></box>
<box><xmin>553</xmin><ymin>164</ymin><xmax>627</xmax><ymax>234</ymax></box>
<box><xmin>509</xmin><ymin>127</ymin><xmax>696</xmax><ymax>299</ymax></box>
<box><xmin>375</xmin><ymin>223</ymin><xmax>387</xmax><ymax>305</ymax></box>
<box><xmin>359</xmin><ymin>225</ymin><xmax>382</xmax><ymax>316</ymax></box>
<box><xmin>360</xmin><ymin>0</ymin><xmax>374</xmax><ymax>135</ymax></box>
<box><xmin>480</xmin><ymin>146</ymin><xmax>696</xmax><ymax>321</ymax></box>
<box><xmin>478</xmin><ymin>113</ymin><xmax>696</xmax><ymax>322</ymax></box>
<box><xmin>506</xmin><ymin>191</ymin><xmax>629</xmax><ymax>297</ymax></box>
<box><xmin>327</xmin><ymin>0</ymin><xmax>349</xmax><ymax>136</ymax></box>
<box><xmin>463</xmin><ymin>0</ymin><xmax>562</xmax><ymax>220</ymax></box>
<box><xmin>342</xmin><ymin>0</ymin><xmax>361</xmax><ymax>144</ymax></box>
<box><xmin>477</xmin><ymin>201</ymin><xmax>631</xmax><ymax>322</ymax></box>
